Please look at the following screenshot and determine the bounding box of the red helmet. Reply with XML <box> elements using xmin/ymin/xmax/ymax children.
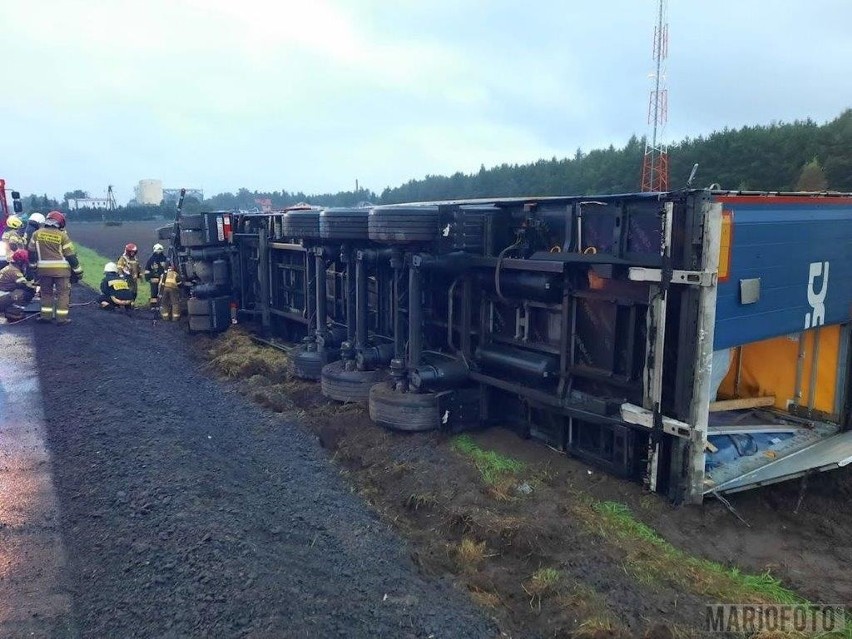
<box><xmin>10</xmin><ymin>249</ymin><xmax>29</xmax><ymax>266</ymax></box>
<box><xmin>125</xmin><ymin>243</ymin><xmax>138</xmax><ymax>256</ymax></box>
<box><xmin>45</xmin><ymin>210</ymin><xmax>66</xmax><ymax>229</ymax></box>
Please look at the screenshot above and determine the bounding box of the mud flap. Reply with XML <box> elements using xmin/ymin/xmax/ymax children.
<box><xmin>436</xmin><ymin>388</ymin><xmax>481</xmax><ymax>434</ymax></box>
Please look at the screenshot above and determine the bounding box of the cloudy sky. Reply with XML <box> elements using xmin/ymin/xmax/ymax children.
<box><xmin>4</xmin><ymin>0</ymin><xmax>851</xmax><ymax>203</ymax></box>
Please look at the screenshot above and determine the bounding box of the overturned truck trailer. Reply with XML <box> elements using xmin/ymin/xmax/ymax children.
<box><xmin>170</xmin><ymin>190</ymin><xmax>852</xmax><ymax>504</ymax></box>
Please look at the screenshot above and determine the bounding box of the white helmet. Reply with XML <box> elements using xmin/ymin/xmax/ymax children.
<box><xmin>153</xmin><ymin>243</ymin><xmax>164</xmax><ymax>252</ymax></box>
<box><xmin>29</xmin><ymin>213</ymin><xmax>46</xmax><ymax>226</ymax></box>
<box><xmin>104</xmin><ymin>262</ymin><xmax>119</xmax><ymax>274</ymax></box>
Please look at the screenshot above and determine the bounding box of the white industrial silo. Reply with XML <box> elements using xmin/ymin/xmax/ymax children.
<box><xmin>135</xmin><ymin>179</ymin><xmax>163</xmax><ymax>205</ymax></box>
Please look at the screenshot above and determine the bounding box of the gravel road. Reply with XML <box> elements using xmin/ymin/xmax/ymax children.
<box><xmin>27</xmin><ymin>289</ymin><xmax>494</xmax><ymax>639</ymax></box>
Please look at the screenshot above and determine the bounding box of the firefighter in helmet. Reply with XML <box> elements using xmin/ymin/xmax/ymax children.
<box><xmin>28</xmin><ymin>211</ymin><xmax>83</xmax><ymax>324</ymax></box>
<box><xmin>0</xmin><ymin>249</ymin><xmax>36</xmax><ymax>321</ymax></box>
<box><xmin>2</xmin><ymin>215</ymin><xmax>24</xmax><ymax>253</ymax></box>
<box><xmin>117</xmin><ymin>243</ymin><xmax>142</xmax><ymax>301</ymax></box>
<box><xmin>159</xmin><ymin>262</ymin><xmax>182</xmax><ymax>321</ymax></box>
<box><xmin>98</xmin><ymin>262</ymin><xmax>134</xmax><ymax>311</ymax></box>
<box><xmin>144</xmin><ymin>243</ymin><xmax>168</xmax><ymax>309</ymax></box>
<box><xmin>24</xmin><ymin>212</ymin><xmax>45</xmax><ymax>245</ymax></box>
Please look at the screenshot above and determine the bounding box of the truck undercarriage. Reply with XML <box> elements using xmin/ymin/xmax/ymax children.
<box><xmin>166</xmin><ymin>189</ymin><xmax>852</xmax><ymax>504</ymax></box>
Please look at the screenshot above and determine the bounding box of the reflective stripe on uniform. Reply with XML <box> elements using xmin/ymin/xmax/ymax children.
<box><xmin>55</xmin><ymin>309</ymin><xmax>69</xmax><ymax>316</ymax></box>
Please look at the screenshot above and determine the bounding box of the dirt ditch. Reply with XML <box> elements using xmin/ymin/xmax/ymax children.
<box><xmin>203</xmin><ymin>329</ymin><xmax>852</xmax><ymax>637</ymax></box>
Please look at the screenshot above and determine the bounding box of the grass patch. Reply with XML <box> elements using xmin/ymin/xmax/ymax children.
<box><xmin>558</xmin><ymin>582</ymin><xmax>624</xmax><ymax>637</ymax></box>
<box><xmin>75</xmin><ymin>244</ymin><xmax>150</xmax><ymax>308</ymax></box>
<box><xmin>580</xmin><ymin>500</ymin><xmax>804</xmax><ymax>605</ymax></box>
<box><xmin>405</xmin><ymin>492</ymin><xmax>438</xmax><ymax>512</ymax></box>
<box><xmin>467</xmin><ymin>586</ymin><xmax>501</xmax><ymax>609</ymax></box>
<box><xmin>451</xmin><ymin>434</ymin><xmax>524</xmax><ymax>485</ymax></box>
<box><xmin>208</xmin><ymin>328</ymin><xmax>290</xmax><ymax>381</ymax></box>
<box><xmin>523</xmin><ymin>567</ymin><xmax>561</xmax><ymax>609</ymax></box>
<box><xmin>455</xmin><ymin>538</ymin><xmax>487</xmax><ymax>572</ymax></box>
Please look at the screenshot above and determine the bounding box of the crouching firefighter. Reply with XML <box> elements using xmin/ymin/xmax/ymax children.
<box><xmin>144</xmin><ymin>243</ymin><xmax>167</xmax><ymax>309</ymax></box>
<box><xmin>0</xmin><ymin>250</ymin><xmax>37</xmax><ymax>321</ymax></box>
<box><xmin>159</xmin><ymin>263</ymin><xmax>182</xmax><ymax>321</ymax></box>
<box><xmin>28</xmin><ymin>211</ymin><xmax>83</xmax><ymax>325</ymax></box>
<box><xmin>98</xmin><ymin>262</ymin><xmax>134</xmax><ymax>311</ymax></box>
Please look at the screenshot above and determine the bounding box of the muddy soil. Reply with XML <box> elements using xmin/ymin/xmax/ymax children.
<box><xmin>30</xmin><ymin>290</ymin><xmax>495</xmax><ymax>639</ymax></box>
<box><xmin>204</xmin><ymin>330</ymin><xmax>852</xmax><ymax>637</ymax></box>
<box><xmin>469</xmin><ymin>431</ymin><xmax>852</xmax><ymax>607</ymax></box>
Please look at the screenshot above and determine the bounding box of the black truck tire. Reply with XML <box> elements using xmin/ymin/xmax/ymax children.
<box><xmin>368</xmin><ymin>382</ymin><xmax>439</xmax><ymax>432</ymax></box>
<box><xmin>368</xmin><ymin>206</ymin><xmax>440</xmax><ymax>243</ymax></box>
<box><xmin>320</xmin><ymin>360</ymin><xmax>386</xmax><ymax>403</ymax></box>
<box><xmin>319</xmin><ymin>208</ymin><xmax>370</xmax><ymax>240</ymax></box>
<box><xmin>282</xmin><ymin>210</ymin><xmax>321</xmax><ymax>239</ymax></box>
<box><xmin>292</xmin><ymin>347</ymin><xmax>326</xmax><ymax>381</ymax></box>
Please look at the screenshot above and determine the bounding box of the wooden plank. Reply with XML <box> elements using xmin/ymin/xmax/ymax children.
<box><xmin>708</xmin><ymin>396</ymin><xmax>776</xmax><ymax>412</ymax></box>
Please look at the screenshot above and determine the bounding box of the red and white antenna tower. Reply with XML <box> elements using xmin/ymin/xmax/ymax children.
<box><xmin>640</xmin><ymin>0</ymin><xmax>669</xmax><ymax>192</ymax></box>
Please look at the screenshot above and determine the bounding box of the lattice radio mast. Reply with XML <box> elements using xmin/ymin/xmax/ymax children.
<box><xmin>640</xmin><ymin>0</ymin><xmax>669</xmax><ymax>192</ymax></box>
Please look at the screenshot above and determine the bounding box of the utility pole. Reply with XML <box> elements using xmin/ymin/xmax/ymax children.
<box><xmin>105</xmin><ymin>184</ymin><xmax>117</xmax><ymax>223</ymax></box>
<box><xmin>640</xmin><ymin>0</ymin><xmax>669</xmax><ymax>192</ymax></box>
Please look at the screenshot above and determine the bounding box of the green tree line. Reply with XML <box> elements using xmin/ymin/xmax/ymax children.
<box><xmin>25</xmin><ymin>109</ymin><xmax>850</xmax><ymax>221</ymax></box>
<box><xmin>379</xmin><ymin>109</ymin><xmax>851</xmax><ymax>203</ymax></box>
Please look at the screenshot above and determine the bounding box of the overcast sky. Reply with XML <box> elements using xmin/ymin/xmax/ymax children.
<box><xmin>4</xmin><ymin>0</ymin><xmax>851</xmax><ymax>203</ymax></box>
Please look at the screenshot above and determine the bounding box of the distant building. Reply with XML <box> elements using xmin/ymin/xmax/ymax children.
<box><xmin>67</xmin><ymin>197</ymin><xmax>110</xmax><ymax>210</ymax></box>
<box><xmin>134</xmin><ymin>179</ymin><xmax>163</xmax><ymax>205</ymax></box>
<box><xmin>163</xmin><ymin>188</ymin><xmax>204</xmax><ymax>204</ymax></box>
<box><xmin>255</xmin><ymin>197</ymin><xmax>272</xmax><ymax>212</ymax></box>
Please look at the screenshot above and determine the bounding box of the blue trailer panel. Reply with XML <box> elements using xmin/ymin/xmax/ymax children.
<box><xmin>713</xmin><ymin>195</ymin><xmax>852</xmax><ymax>350</ymax></box>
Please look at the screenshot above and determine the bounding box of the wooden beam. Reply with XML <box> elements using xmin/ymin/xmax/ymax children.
<box><xmin>708</xmin><ymin>396</ymin><xmax>776</xmax><ymax>412</ymax></box>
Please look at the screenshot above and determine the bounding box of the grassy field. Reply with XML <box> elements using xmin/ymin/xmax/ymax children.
<box><xmin>75</xmin><ymin>244</ymin><xmax>151</xmax><ymax>308</ymax></box>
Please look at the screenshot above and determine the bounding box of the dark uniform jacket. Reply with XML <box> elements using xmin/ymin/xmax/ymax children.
<box><xmin>100</xmin><ymin>273</ymin><xmax>135</xmax><ymax>305</ymax></box>
<box><xmin>145</xmin><ymin>253</ymin><xmax>168</xmax><ymax>282</ymax></box>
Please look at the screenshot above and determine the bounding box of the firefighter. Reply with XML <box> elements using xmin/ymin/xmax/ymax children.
<box><xmin>0</xmin><ymin>250</ymin><xmax>36</xmax><ymax>321</ymax></box>
<box><xmin>116</xmin><ymin>243</ymin><xmax>142</xmax><ymax>301</ymax></box>
<box><xmin>2</xmin><ymin>214</ymin><xmax>23</xmax><ymax>241</ymax></box>
<box><xmin>159</xmin><ymin>263</ymin><xmax>182</xmax><ymax>321</ymax></box>
<box><xmin>2</xmin><ymin>215</ymin><xmax>24</xmax><ymax>252</ymax></box>
<box><xmin>24</xmin><ymin>212</ymin><xmax>46</xmax><ymax>245</ymax></box>
<box><xmin>28</xmin><ymin>210</ymin><xmax>83</xmax><ymax>324</ymax></box>
<box><xmin>144</xmin><ymin>243</ymin><xmax>168</xmax><ymax>309</ymax></box>
<box><xmin>98</xmin><ymin>262</ymin><xmax>134</xmax><ymax>311</ymax></box>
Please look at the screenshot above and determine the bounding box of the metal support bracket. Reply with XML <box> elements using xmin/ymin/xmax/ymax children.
<box><xmin>629</xmin><ymin>267</ymin><xmax>717</xmax><ymax>287</ymax></box>
<box><xmin>620</xmin><ymin>403</ymin><xmax>692</xmax><ymax>439</ymax></box>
